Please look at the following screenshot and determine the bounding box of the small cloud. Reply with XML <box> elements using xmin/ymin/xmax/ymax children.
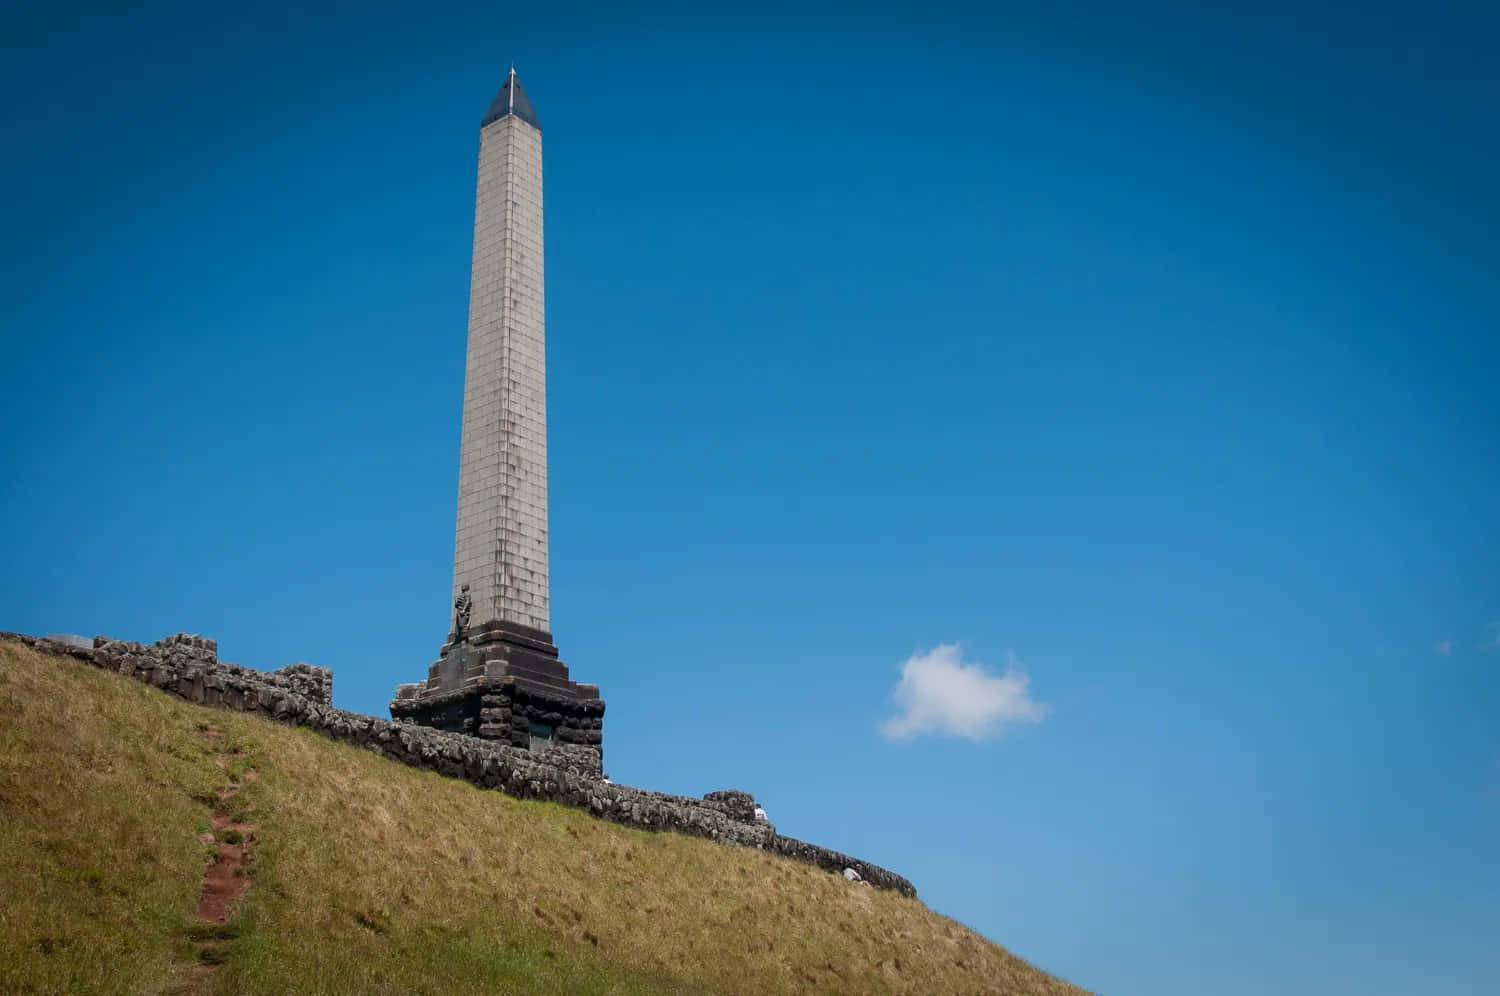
<box><xmin>880</xmin><ymin>644</ymin><xmax>1048</xmax><ymax>742</ymax></box>
<box><xmin>1481</xmin><ymin>623</ymin><xmax>1500</xmax><ymax>652</ymax></box>
<box><xmin>1435</xmin><ymin>640</ymin><xmax>1453</xmax><ymax>657</ymax></box>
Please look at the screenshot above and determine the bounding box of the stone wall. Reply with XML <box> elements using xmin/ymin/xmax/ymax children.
<box><xmin>702</xmin><ymin>789</ymin><xmax>762</xmax><ymax>824</ymax></box>
<box><xmin>2</xmin><ymin>631</ymin><xmax>916</xmax><ymax>897</ymax></box>
<box><xmin>96</xmin><ymin>633</ymin><xmax>335</xmax><ymax>709</ymax></box>
<box><xmin>274</xmin><ymin>662</ymin><xmax>333</xmax><ymax>706</ymax></box>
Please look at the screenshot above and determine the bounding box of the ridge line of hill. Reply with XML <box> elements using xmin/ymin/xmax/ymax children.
<box><xmin>0</xmin><ymin>637</ymin><xmax>1091</xmax><ymax>994</ymax></box>
<box><xmin>1</xmin><ymin>631</ymin><xmax>917</xmax><ymax>896</ymax></box>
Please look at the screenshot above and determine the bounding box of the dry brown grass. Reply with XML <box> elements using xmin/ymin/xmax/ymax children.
<box><xmin>0</xmin><ymin>639</ymin><xmax>1090</xmax><ymax>995</ymax></box>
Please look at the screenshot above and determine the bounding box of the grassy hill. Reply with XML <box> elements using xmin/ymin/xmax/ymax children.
<box><xmin>0</xmin><ymin>638</ymin><xmax>1088</xmax><ymax>995</ymax></box>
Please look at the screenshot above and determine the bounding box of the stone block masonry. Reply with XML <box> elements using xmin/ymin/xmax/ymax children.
<box><xmin>391</xmin><ymin>672</ymin><xmax>604</xmax><ymax>752</ymax></box>
<box><xmin>455</xmin><ymin>109</ymin><xmax>550</xmax><ymax>633</ymax></box>
<box><xmin>4</xmin><ymin>631</ymin><xmax>915</xmax><ymax>897</ymax></box>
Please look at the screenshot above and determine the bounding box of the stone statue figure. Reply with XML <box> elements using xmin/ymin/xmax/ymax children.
<box><xmin>454</xmin><ymin>583</ymin><xmax>472</xmax><ymax>638</ymax></box>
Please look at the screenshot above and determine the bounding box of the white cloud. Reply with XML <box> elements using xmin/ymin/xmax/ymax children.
<box><xmin>1435</xmin><ymin>640</ymin><xmax>1453</xmax><ymax>656</ymax></box>
<box><xmin>1481</xmin><ymin>623</ymin><xmax>1500</xmax><ymax>652</ymax></box>
<box><xmin>880</xmin><ymin>644</ymin><xmax>1048</xmax><ymax>742</ymax></box>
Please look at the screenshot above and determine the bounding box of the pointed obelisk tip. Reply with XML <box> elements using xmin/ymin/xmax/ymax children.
<box><xmin>481</xmin><ymin>63</ymin><xmax>541</xmax><ymax>131</ymax></box>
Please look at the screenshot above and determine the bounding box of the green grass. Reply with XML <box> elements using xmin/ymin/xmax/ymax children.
<box><xmin>0</xmin><ymin>639</ymin><xmax>1090</xmax><ymax>995</ymax></box>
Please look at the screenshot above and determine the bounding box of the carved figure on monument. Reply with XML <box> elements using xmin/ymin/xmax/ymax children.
<box><xmin>454</xmin><ymin>583</ymin><xmax>471</xmax><ymax>638</ymax></box>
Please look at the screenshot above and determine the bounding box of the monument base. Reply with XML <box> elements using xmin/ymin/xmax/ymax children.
<box><xmin>390</xmin><ymin>620</ymin><xmax>605</xmax><ymax>765</ymax></box>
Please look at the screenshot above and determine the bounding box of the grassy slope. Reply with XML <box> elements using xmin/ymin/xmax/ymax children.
<box><xmin>0</xmin><ymin>640</ymin><xmax>1088</xmax><ymax>995</ymax></box>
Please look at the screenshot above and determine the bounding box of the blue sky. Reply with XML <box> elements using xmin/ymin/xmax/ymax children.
<box><xmin>3</xmin><ymin>2</ymin><xmax>1497</xmax><ymax>993</ymax></box>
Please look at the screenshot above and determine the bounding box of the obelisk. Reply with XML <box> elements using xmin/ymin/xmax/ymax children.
<box><xmin>392</xmin><ymin>70</ymin><xmax>604</xmax><ymax>761</ymax></box>
<box><xmin>453</xmin><ymin>66</ymin><xmax>550</xmax><ymax>635</ymax></box>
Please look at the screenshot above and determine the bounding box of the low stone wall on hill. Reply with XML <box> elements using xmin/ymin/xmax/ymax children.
<box><xmin>1</xmin><ymin>631</ymin><xmax>916</xmax><ymax>897</ymax></box>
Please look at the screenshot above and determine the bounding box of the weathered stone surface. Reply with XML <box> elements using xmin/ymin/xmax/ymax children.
<box><xmin>273</xmin><ymin>662</ymin><xmax>333</xmax><ymax>705</ymax></box>
<box><xmin>2</xmin><ymin>631</ymin><xmax>916</xmax><ymax>897</ymax></box>
<box><xmin>702</xmin><ymin>789</ymin><xmax>759</xmax><ymax>823</ymax></box>
<box><xmin>391</xmin><ymin>657</ymin><xmax>606</xmax><ymax>769</ymax></box>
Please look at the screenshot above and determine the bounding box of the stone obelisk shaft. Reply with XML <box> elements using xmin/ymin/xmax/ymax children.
<box><xmin>453</xmin><ymin>82</ymin><xmax>548</xmax><ymax>634</ymax></box>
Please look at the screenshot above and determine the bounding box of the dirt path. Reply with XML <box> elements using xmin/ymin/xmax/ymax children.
<box><xmin>187</xmin><ymin>725</ymin><xmax>258</xmax><ymax>974</ymax></box>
